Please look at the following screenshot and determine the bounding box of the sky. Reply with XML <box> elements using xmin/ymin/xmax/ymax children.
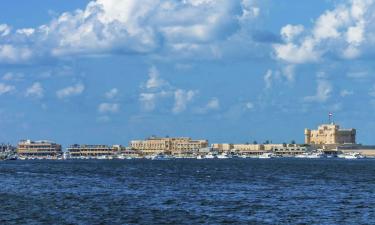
<box><xmin>1</xmin><ymin>0</ymin><xmax>375</xmax><ymax>146</ymax></box>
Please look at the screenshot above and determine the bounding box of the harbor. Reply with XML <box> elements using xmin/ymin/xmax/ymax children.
<box><xmin>2</xmin><ymin>119</ymin><xmax>375</xmax><ymax>161</ymax></box>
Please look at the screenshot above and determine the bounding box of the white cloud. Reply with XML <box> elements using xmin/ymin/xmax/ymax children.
<box><xmin>0</xmin><ymin>83</ymin><xmax>15</xmax><ymax>95</ymax></box>
<box><xmin>173</xmin><ymin>89</ymin><xmax>197</xmax><ymax>114</ymax></box>
<box><xmin>282</xmin><ymin>64</ymin><xmax>295</xmax><ymax>82</ymax></box>
<box><xmin>340</xmin><ymin>89</ymin><xmax>354</xmax><ymax>97</ymax></box>
<box><xmin>0</xmin><ymin>45</ymin><xmax>32</xmax><ymax>64</ymax></box>
<box><xmin>0</xmin><ymin>0</ymin><xmax>261</xmax><ymax>63</ymax></box>
<box><xmin>139</xmin><ymin>66</ymin><xmax>199</xmax><ymax>113</ymax></box>
<box><xmin>273</xmin><ymin>38</ymin><xmax>320</xmax><ymax>64</ymax></box>
<box><xmin>194</xmin><ymin>97</ymin><xmax>220</xmax><ymax>114</ymax></box>
<box><xmin>0</xmin><ymin>24</ymin><xmax>11</xmax><ymax>37</ymax></box>
<box><xmin>2</xmin><ymin>72</ymin><xmax>24</xmax><ymax>81</ymax></box>
<box><xmin>98</xmin><ymin>103</ymin><xmax>120</xmax><ymax>113</ymax></box>
<box><xmin>347</xmin><ymin>71</ymin><xmax>368</xmax><ymax>79</ymax></box>
<box><xmin>16</xmin><ymin>28</ymin><xmax>35</xmax><ymax>36</ymax></box>
<box><xmin>264</xmin><ymin>69</ymin><xmax>273</xmax><ymax>89</ymax></box>
<box><xmin>206</xmin><ymin>98</ymin><xmax>220</xmax><ymax>110</ymax></box>
<box><xmin>139</xmin><ymin>93</ymin><xmax>157</xmax><ymax>111</ymax></box>
<box><xmin>304</xmin><ymin>79</ymin><xmax>332</xmax><ymax>103</ymax></box>
<box><xmin>105</xmin><ymin>88</ymin><xmax>119</xmax><ymax>99</ymax></box>
<box><xmin>139</xmin><ymin>66</ymin><xmax>172</xmax><ymax>112</ymax></box>
<box><xmin>281</xmin><ymin>24</ymin><xmax>304</xmax><ymax>42</ymax></box>
<box><xmin>56</xmin><ymin>83</ymin><xmax>85</xmax><ymax>99</ymax></box>
<box><xmin>145</xmin><ymin>66</ymin><xmax>167</xmax><ymax>89</ymax></box>
<box><xmin>25</xmin><ymin>82</ymin><xmax>44</xmax><ymax>98</ymax></box>
<box><xmin>274</xmin><ymin>0</ymin><xmax>375</xmax><ymax>64</ymax></box>
<box><xmin>245</xmin><ymin>101</ymin><xmax>254</xmax><ymax>110</ymax></box>
<box><xmin>139</xmin><ymin>91</ymin><xmax>171</xmax><ymax>111</ymax></box>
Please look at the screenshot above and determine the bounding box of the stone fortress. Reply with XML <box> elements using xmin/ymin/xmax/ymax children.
<box><xmin>304</xmin><ymin>124</ymin><xmax>356</xmax><ymax>145</ymax></box>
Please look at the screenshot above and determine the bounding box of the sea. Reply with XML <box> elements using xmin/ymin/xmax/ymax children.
<box><xmin>0</xmin><ymin>159</ymin><xmax>374</xmax><ymax>225</ymax></box>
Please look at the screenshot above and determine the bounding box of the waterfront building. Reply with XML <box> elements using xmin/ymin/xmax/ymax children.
<box><xmin>272</xmin><ymin>144</ymin><xmax>308</xmax><ymax>156</ymax></box>
<box><xmin>213</xmin><ymin>143</ymin><xmax>267</xmax><ymax>155</ymax></box>
<box><xmin>67</xmin><ymin>144</ymin><xmax>115</xmax><ymax>158</ymax></box>
<box><xmin>17</xmin><ymin>140</ymin><xmax>62</xmax><ymax>159</ymax></box>
<box><xmin>211</xmin><ymin>143</ymin><xmax>233</xmax><ymax>153</ymax></box>
<box><xmin>304</xmin><ymin>123</ymin><xmax>356</xmax><ymax>145</ymax></box>
<box><xmin>112</xmin><ymin>145</ymin><xmax>140</xmax><ymax>158</ymax></box>
<box><xmin>212</xmin><ymin>143</ymin><xmax>308</xmax><ymax>156</ymax></box>
<box><xmin>130</xmin><ymin>136</ymin><xmax>208</xmax><ymax>155</ymax></box>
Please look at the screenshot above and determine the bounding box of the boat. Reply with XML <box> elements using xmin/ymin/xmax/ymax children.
<box><xmin>151</xmin><ymin>154</ymin><xmax>171</xmax><ymax>160</ymax></box>
<box><xmin>337</xmin><ymin>152</ymin><xmax>364</xmax><ymax>159</ymax></box>
<box><xmin>196</xmin><ymin>155</ymin><xmax>203</xmax><ymax>160</ymax></box>
<box><xmin>295</xmin><ymin>152</ymin><xmax>324</xmax><ymax>159</ymax></box>
<box><xmin>217</xmin><ymin>153</ymin><xmax>230</xmax><ymax>159</ymax></box>
<box><xmin>258</xmin><ymin>153</ymin><xmax>274</xmax><ymax>159</ymax></box>
<box><xmin>116</xmin><ymin>154</ymin><xmax>126</xmax><ymax>159</ymax></box>
<box><xmin>204</xmin><ymin>152</ymin><xmax>216</xmax><ymax>159</ymax></box>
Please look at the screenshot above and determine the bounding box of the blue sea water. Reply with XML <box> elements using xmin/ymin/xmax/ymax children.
<box><xmin>0</xmin><ymin>159</ymin><xmax>374</xmax><ymax>225</ymax></box>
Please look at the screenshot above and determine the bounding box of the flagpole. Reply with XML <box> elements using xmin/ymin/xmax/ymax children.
<box><xmin>329</xmin><ymin>112</ymin><xmax>333</xmax><ymax>124</ymax></box>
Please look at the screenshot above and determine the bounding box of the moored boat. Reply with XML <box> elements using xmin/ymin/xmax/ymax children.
<box><xmin>337</xmin><ymin>152</ymin><xmax>364</xmax><ymax>159</ymax></box>
<box><xmin>295</xmin><ymin>152</ymin><xmax>324</xmax><ymax>159</ymax></box>
<box><xmin>258</xmin><ymin>153</ymin><xmax>275</xmax><ymax>159</ymax></box>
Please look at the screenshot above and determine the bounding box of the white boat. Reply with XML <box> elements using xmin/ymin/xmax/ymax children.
<box><xmin>258</xmin><ymin>153</ymin><xmax>274</xmax><ymax>159</ymax></box>
<box><xmin>295</xmin><ymin>152</ymin><xmax>323</xmax><ymax>159</ymax></box>
<box><xmin>217</xmin><ymin>153</ymin><xmax>229</xmax><ymax>159</ymax></box>
<box><xmin>151</xmin><ymin>154</ymin><xmax>171</xmax><ymax>160</ymax></box>
<box><xmin>337</xmin><ymin>152</ymin><xmax>364</xmax><ymax>159</ymax></box>
<box><xmin>116</xmin><ymin>155</ymin><xmax>126</xmax><ymax>159</ymax></box>
<box><xmin>196</xmin><ymin>155</ymin><xmax>203</xmax><ymax>160</ymax></box>
<box><xmin>204</xmin><ymin>153</ymin><xmax>216</xmax><ymax>159</ymax></box>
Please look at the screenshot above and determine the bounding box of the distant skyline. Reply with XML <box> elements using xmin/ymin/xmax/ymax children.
<box><xmin>0</xmin><ymin>0</ymin><xmax>375</xmax><ymax>146</ymax></box>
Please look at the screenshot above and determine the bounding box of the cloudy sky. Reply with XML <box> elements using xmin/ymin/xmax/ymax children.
<box><xmin>0</xmin><ymin>0</ymin><xmax>375</xmax><ymax>146</ymax></box>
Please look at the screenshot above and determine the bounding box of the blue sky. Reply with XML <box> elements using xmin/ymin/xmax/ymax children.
<box><xmin>0</xmin><ymin>0</ymin><xmax>375</xmax><ymax>146</ymax></box>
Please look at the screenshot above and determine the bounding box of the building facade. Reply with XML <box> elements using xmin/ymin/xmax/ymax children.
<box><xmin>67</xmin><ymin>144</ymin><xmax>115</xmax><ymax>158</ymax></box>
<box><xmin>17</xmin><ymin>140</ymin><xmax>62</xmax><ymax>159</ymax></box>
<box><xmin>130</xmin><ymin>137</ymin><xmax>208</xmax><ymax>155</ymax></box>
<box><xmin>272</xmin><ymin>144</ymin><xmax>308</xmax><ymax>156</ymax></box>
<box><xmin>305</xmin><ymin>124</ymin><xmax>356</xmax><ymax>145</ymax></box>
<box><xmin>212</xmin><ymin>143</ymin><xmax>308</xmax><ymax>156</ymax></box>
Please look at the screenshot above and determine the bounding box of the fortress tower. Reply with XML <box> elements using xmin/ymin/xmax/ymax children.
<box><xmin>304</xmin><ymin>114</ymin><xmax>356</xmax><ymax>145</ymax></box>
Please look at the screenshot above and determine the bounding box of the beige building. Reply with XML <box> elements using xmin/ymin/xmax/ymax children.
<box><xmin>212</xmin><ymin>143</ymin><xmax>308</xmax><ymax>156</ymax></box>
<box><xmin>67</xmin><ymin>144</ymin><xmax>115</xmax><ymax>158</ymax></box>
<box><xmin>112</xmin><ymin>145</ymin><xmax>140</xmax><ymax>158</ymax></box>
<box><xmin>272</xmin><ymin>144</ymin><xmax>308</xmax><ymax>156</ymax></box>
<box><xmin>17</xmin><ymin>140</ymin><xmax>62</xmax><ymax>159</ymax></box>
<box><xmin>212</xmin><ymin>143</ymin><xmax>267</xmax><ymax>154</ymax></box>
<box><xmin>130</xmin><ymin>137</ymin><xmax>208</xmax><ymax>155</ymax></box>
<box><xmin>211</xmin><ymin>143</ymin><xmax>233</xmax><ymax>152</ymax></box>
<box><xmin>305</xmin><ymin>123</ymin><xmax>356</xmax><ymax>145</ymax></box>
